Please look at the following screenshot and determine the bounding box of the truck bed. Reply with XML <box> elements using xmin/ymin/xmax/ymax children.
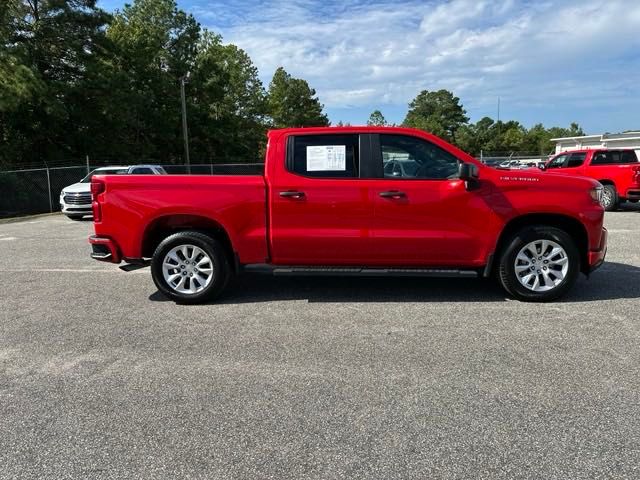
<box><xmin>93</xmin><ymin>174</ymin><xmax>268</xmax><ymax>264</ymax></box>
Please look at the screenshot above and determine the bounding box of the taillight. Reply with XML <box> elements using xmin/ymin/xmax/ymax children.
<box><xmin>590</xmin><ymin>185</ymin><xmax>604</xmax><ymax>206</ymax></box>
<box><xmin>91</xmin><ymin>180</ymin><xmax>104</xmax><ymax>222</ymax></box>
<box><xmin>633</xmin><ymin>166</ymin><xmax>640</xmax><ymax>184</ymax></box>
<box><xmin>92</xmin><ymin>200</ymin><xmax>102</xmax><ymax>222</ymax></box>
<box><xmin>91</xmin><ymin>179</ymin><xmax>105</xmax><ymax>199</ymax></box>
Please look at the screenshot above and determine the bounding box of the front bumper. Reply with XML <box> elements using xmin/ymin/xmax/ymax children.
<box><xmin>89</xmin><ymin>235</ymin><xmax>121</xmax><ymax>263</ymax></box>
<box><xmin>587</xmin><ymin>227</ymin><xmax>607</xmax><ymax>273</ymax></box>
<box><xmin>61</xmin><ymin>202</ymin><xmax>92</xmax><ymax>214</ymax></box>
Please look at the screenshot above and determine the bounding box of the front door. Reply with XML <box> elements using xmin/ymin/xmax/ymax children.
<box><xmin>370</xmin><ymin>133</ymin><xmax>493</xmax><ymax>266</ymax></box>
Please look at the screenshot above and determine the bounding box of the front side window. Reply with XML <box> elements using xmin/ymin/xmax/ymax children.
<box><xmin>380</xmin><ymin>135</ymin><xmax>459</xmax><ymax>179</ymax></box>
<box><xmin>546</xmin><ymin>154</ymin><xmax>567</xmax><ymax>169</ymax></box>
<box><xmin>291</xmin><ymin>135</ymin><xmax>359</xmax><ymax>178</ymax></box>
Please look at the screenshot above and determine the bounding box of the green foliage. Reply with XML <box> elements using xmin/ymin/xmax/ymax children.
<box><xmin>456</xmin><ymin>117</ymin><xmax>585</xmax><ymax>156</ymax></box>
<box><xmin>367</xmin><ymin>110</ymin><xmax>387</xmax><ymax>126</ymax></box>
<box><xmin>267</xmin><ymin>67</ymin><xmax>329</xmax><ymax>128</ymax></box>
<box><xmin>0</xmin><ymin>0</ymin><xmax>331</xmax><ymax>167</ymax></box>
<box><xmin>0</xmin><ymin>0</ymin><xmax>112</xmax><ymax>167</ymax></box>
<box><xmin>403</xmin><ymin>89</ymin><xmax>469</xmax><ymax>142</ymax></box>
<box><xmin>0</xmin><ymin>0</ymin><xmax>598</xmax><ymax>169</ymax></box>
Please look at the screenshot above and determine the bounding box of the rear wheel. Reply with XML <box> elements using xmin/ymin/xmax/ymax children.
<box><xmin>151</xmin><ymin>231</ymin><xmax>231</xmax><ymax>304</ymax></box>
<box><xmin>498</xmin><ymin>226</ymin><xmax>580</xmax><ymax>302</ymax></box>
<box><xmin>601</xmin><ymin>184</ymin><xmax>618</xmax><ymax>211</ymax></box>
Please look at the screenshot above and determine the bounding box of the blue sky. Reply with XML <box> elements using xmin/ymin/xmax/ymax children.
<box><xmin>98</xmin><ymin>0</ymin><xmax>640</xmax><ymax>134</ymax></box>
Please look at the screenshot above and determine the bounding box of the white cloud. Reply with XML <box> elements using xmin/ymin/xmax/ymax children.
<box><xmin>194</xmin><ymin>0</ymin><xmax>640</xmax><ymax>127</ymax></box>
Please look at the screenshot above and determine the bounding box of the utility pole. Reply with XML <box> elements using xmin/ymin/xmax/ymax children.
<box><xmin>180</xmin><ymin>73</ymin><xmax>191</xmax><ymax>174</ymax></box>
<box><xmin>497</xmin><ymin>96</ymin><xmax>501</xmax><ymax>140</ymax></box>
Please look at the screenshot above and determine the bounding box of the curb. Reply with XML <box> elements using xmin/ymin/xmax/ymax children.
<box><xmin>0</xmin><ymin>212</ymin><xmax>63</xmax><ymax>225</ymax></box>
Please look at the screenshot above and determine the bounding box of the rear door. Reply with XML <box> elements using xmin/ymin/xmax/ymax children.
<box><xmin>268</xmin><ymin>133</ymin><xmax>375</xmax><ymax>265</ymax></box>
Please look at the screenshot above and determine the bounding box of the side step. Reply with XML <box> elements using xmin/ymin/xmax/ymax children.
<box><xmin>243</xmin><ymin>264</ymin><xmax>478</xmax><ymax>278</ymax></box>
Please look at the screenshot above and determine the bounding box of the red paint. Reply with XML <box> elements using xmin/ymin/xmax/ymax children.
<box><xmin>544</xmin><ymin>149</ymin><xmax>640</xmax><ymax>201</ymax></box>
<box><xmin>91</xmin><ymin>126</ymin><xmax>607</xmax><ymax>272</ymax></box>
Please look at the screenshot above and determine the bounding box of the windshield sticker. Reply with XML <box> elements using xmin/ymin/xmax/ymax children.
<box><xmin>306</xmin><ymin>145</ymin><xmax>346</xmax><ymax>171</ymax></box>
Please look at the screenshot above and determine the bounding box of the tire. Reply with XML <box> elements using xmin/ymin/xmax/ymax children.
<box><xmin>601</xmin><ymin>184</ymin><xmax>618</xmax><ymax>211</ymax></box>
<box><xmin>66</xmin><ymin>214</ymin><xmax>85</xmax><ymax>221</ymax></box>
<box><xmin>498</xmin><ymin>226</ymin><xmax>580</xmax><ymax>302</ymax></box>
<box><xmin>150</xmin><ymin>231</ymin><xmax>231</xmax><ymax>304</ymax></box>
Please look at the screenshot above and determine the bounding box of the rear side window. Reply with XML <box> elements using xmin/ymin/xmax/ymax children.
<box><xmin>131</xmin><ymin>167</ymin><xmax>154</xmax><ymax>174</ymax></box>
<box><xmin>621</xmin><ymin>151</ymin><xmax>639</xmax><ymax>163</ymax></box>
<box><xmin>290</xmin><ymin>135</ymin><xmax>359</xmax><ymax>178</ymax></box>
<box><xmin>566</xmin><ymin>152</ymin><xmax>586</xmax><ymax>168</ymax></box>
<box><xmin>592</xmin><ymin>150</ymin><xmax>639</xmax><ymax>165</ymax></box>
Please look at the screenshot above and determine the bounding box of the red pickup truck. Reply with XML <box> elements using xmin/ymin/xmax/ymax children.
<box><xmin>89</xmin><ymin>127</ymin><xmax>607</xmax><ymax>304</ymax></box>
<box><xmin>543</xmin><ymin>148</ymin><xmax>640</xmax><ymax>211</ymax></box>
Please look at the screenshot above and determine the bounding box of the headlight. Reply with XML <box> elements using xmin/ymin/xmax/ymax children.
<box><xmin>590</xmin><ymin>185</ymin><xmax>604</xmax><ymax>206</ymax></box>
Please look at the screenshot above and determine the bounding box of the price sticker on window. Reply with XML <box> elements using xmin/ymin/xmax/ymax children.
<box><xmin>306</xmin><ymin>145</ymin><xmax>346</xmax><ymax>171</ymax></box>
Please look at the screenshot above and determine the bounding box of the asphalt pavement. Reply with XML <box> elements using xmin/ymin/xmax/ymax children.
<box><xmin>1</xmin><ymin>208</ymin><xmax>639</xmax><ymax>479</ymax></box>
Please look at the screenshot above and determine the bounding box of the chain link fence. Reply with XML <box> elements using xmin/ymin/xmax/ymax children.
<box><xmin>0</xmin><ymin>163</ymin><xmax>264</xmax><ymax>219</ymax></box>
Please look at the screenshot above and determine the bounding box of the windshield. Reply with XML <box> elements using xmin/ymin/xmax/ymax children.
<box><xmin>80</xmin><ymin>168</ymin><xmax>128</xmax><ymax>183</ymax></box>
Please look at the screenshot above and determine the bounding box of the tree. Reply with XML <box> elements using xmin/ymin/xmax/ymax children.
<box><xmin>189</xmin><ymin>32</ymin><xmax>267</xmax><ymax>161</ymax></box>
<box><xmin>267</xmin><ymin>67</ymin><xmax>329</xmax><ymax>128</ymax></box>
<box><xmin>104</xmin><ymin>0</ymin><xmax>201</xmax><ymax>162</ymax></box>
<box><xmin>403</xmin><ymin>89</ymin><xmax>468</xmax><ymax>142</ymax></box>
<box><xmin>0</xmin><ymin>0</ymin><xmax>111</xmax><ymax>166</ymax></box>
<box><xmin>367</xmin><ymin>110</ymin><xmax>387</xmax><ymax>126</ymax></box>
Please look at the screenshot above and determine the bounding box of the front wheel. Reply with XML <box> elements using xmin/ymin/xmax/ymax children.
<box><xmin>498</xmin><ymin>226</ymin><xmax>580</xmax><ymax>302</ymax></box>
<box><xmin>151</xmin><ymin>231</ymin><xmax>231</xmax><ymax>304</ymax></box>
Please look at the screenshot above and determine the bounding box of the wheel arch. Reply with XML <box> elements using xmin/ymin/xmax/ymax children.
<box><xmin>490</xmin><ymin>213</ymin><xmax>589</xmax><ymax>276</ymax></box>
<box><xmin>597</xmin><ymin>179</ymin><xmax>615</xmax><ymax>186</ymax></box>
<box><xmin>141</xmin><ymin>214</ymin><xmax>236</xmax><ymax>271</ymax></box>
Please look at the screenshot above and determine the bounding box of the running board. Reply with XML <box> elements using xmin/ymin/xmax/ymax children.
<box><xmin>243</xmin><ymin>265</ymin><xmax>478</xmax><ymax>278</ymax></box>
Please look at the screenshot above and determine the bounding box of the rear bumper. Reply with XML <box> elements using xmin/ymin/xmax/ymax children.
<box><xmin>89</xmin><ymin>235</ymin><xmax>121</xmax><ymax>263</ymax></box>
<box><xmin>587</xmin><ymin>227</ymin><xmax>607</xmax><ymax>273</ymax></box>
<box><xmin>625</xmin><ymin>189</ymin><xmax>640</xmax><ymax>201</ymax></box>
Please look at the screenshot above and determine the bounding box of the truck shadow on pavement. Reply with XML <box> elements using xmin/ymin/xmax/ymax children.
<box><xmin>148</xmin><ymin>261</ymin><xmax>640</xmax><ymax>304</ymax></box>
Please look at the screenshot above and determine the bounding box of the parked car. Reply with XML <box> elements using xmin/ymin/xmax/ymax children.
<box><xmin>498</xmin><ymin>160</ymin><xmax>523</xmax><ymax>169</ymax></box>
<box><xmin>541</xmin><ymin>149</ymin><xmax>640</xmax><ymax>211</ymax></box>
<box><xmin>60</xmin><ymin>165</ymin><xmax>167</xmax><ymax>220</ymax></box>
<box><xmin>89</xmin><ymin>127</ymin><xmax>607</xmax><ymax>304</ymax></box>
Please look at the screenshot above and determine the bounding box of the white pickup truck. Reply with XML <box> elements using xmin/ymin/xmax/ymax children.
<box><xmin>60</xmin><ymin>165</ymin><xmax>167</xmax><ymax>220</ymax></box>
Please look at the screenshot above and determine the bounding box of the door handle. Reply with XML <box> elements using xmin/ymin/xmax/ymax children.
<box><xmin>379</xmin><ymin>190</ymin><xmax>406</xmax><ymax>199</ymax></box>
<box><xmin>279</xmin><ymin>190</ymin><xmax>306</xmax><ymax>199</ymax></box>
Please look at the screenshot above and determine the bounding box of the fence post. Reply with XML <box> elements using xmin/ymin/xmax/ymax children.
<box><xmin>86</xmin><ymin>155</ymin><xmax>90</xmax><ymax>175</ymax></box>
<box><xmin>46</xmin><ymin>166</ymin><xmax>53</xmax><ymax>213</ymax></box>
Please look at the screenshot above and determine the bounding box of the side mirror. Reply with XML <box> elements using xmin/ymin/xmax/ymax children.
<box><xmin>538</xmin><ymin>163</ymin><xmax>547</xmax><ymax>171</ymax></box>
<box><xmin>459</xmin><ymin>163</ymin><xmax>480</xmax><ymax>190</ymax></box>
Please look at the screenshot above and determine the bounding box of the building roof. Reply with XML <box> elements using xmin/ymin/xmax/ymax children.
<box><xmin>551</xmin><ymin>132</ymin><xmax>640</xmax><ymax>142</ymax></box>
